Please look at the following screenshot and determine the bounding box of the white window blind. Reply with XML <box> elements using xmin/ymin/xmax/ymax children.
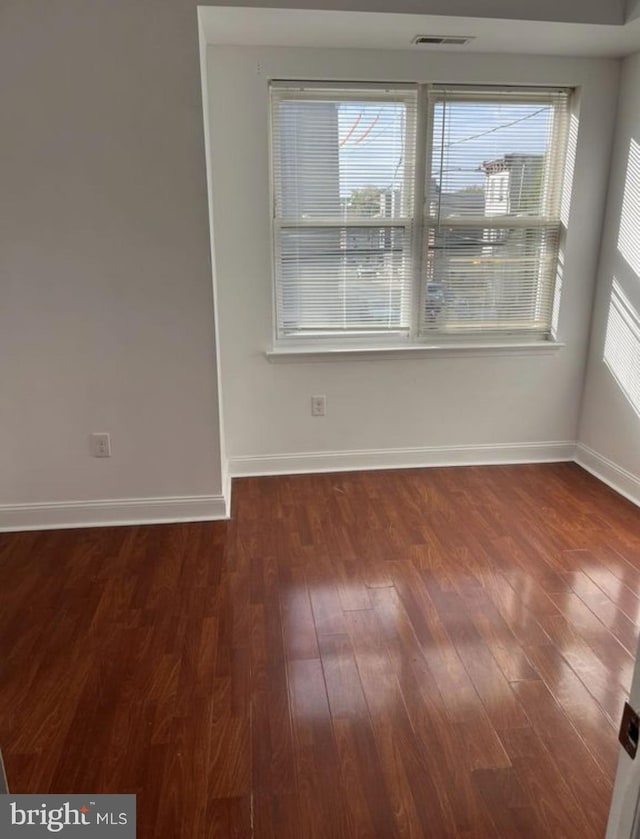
<box><xmin>269</xmin><ymin>82</ymin><xmax>572</xmax><ymax>346</ymax></box>
<box><xmin>423</xmin><ymin>86</ymin><xmax>570</xmax><ymax>337</ymax></box>
<box><xmin>270</xmin><ymin>83</ymin><xmax>418</xmax><ymax>338</ymax></box>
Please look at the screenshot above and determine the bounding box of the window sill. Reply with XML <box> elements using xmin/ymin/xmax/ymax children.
<box><xmin>265</xmin><ymin>340</ymin><xmax>565</xmax><ymax>363</ymax></box>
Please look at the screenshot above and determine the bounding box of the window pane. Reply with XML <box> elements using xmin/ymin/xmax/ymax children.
<box><xmin>423</xmin><ymin>225</ymin><xmax>560</xmax><ymax>332</ymax></box>
<box><xmin>277</xmin><ymin>226</ymin><xmax>412</xmax><ymax>336</ymax></box>
<box><xmin>423</xmin><ymin>87</ymin><xmax>570</xmax><ymax>338</ymax></box>
<box><xmin>271</xmin><ymin>85</ymin><xmax>417</xmax><ymax>339</ymax></box>
<box><xmin>430</xmin><ymin>99</ymin><xmax>559</xmax><ymax>220</ymax></box>
<box><xmin>274</xmin><ymin>97</ymin><xmax>414</xmax><ymax>220</ymax></box>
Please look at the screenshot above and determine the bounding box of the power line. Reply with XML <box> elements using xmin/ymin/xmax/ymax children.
<box><xmin>445</xmin><ymin>106</ymin><xmax>547</xmax><ymax>147</ymax></box>
<box><xmin>339</xmin><ymin>113</ymin><xmax>363</xmax><ymax>148</ymax></box>
<box><xmin>388</xmin><ymin>156</ymin><xmax>403</xmax><ymax>189</ymax></box>
<box><xmin>341</xmin><ymin>105</ymin><xmax>406</xmax><ymax>149</ymax></box>
<box><xmin>352</xmin><ymin>112</ymin><xmax>381</xmax><ymax>145</ymax></box>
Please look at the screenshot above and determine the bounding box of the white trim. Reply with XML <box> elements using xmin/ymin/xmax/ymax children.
<box><xmin>427</xmin><ymin>215</ymin><xmax>559</xmax><ymax>229</ymax></box>
<box><xmin>276</xmin><ymin>217</ymin><xmax>412</xmax><ymax>228</ymax></box>
<box><xmin>229</xmin><ymin>440</ymin><xmax>576</xmax><ymax>477</ymax></box>
<box><xmin>0</xmin><ymin>493</ymin><xmax>231</xmax><ymax>533</ymax></box>
<box><xmin>2</xmin><ymin>444</ymin><xmax>637</xmax><ymax>532</ymax></box>
<box><xmin>0</xmin><ymin>747</ymin><xmax>7</xmax><ymax>794</ymax></box>
<box><xmin>266</xmin><ymin>340</ymin><xmax>565</xmax><ymax>362</ymax></box>
<box><xmin>197</xmin><ymin>16</ymin><xmax>229</xmax><ymax>504</ymax></box>
<box><xmin>575</xmin><ymin>444</ymin><xmax>640</xmax><ymax>508</ymax></box>
<box><xmin>222</xmin><ymin>463</ymin><xmax>233</xmax><ymax>516</ymax></box>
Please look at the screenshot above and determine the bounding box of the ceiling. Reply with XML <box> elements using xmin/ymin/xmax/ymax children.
<box><xmin>202</xmin><ymin>0</ymin><xmax>627</xmax><ymax>27</ymax></box>
<box><xmin>199</xmin><ymin>5</ymin><xmax>640</xmax><ymax>58</ymax></box>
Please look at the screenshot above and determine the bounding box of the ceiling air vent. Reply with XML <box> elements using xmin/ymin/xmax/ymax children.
<box><xmin>412</xmin><ymin>35</ymin><xmax>475</xmax><ymax>46</ymax></box>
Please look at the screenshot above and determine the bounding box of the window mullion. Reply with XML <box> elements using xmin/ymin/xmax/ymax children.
<box><xmin>274</xmin><ymin>218</ymin><xmax>413</xmax><ymax>229</ymax></box>
<box><xmin>411</xmin><ymin>84</ymin><xmax>430</xmax><ymax>341</ymax></box>
<box><xmin>429</xmin><ymin>216</ymin><xmax>558</xmax><ymax>230</ymax></box>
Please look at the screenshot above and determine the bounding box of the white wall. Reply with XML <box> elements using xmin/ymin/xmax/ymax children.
<box><xmin>607</xmin><ymin>637</ymin><xmax>640</xmax><ymax>837</ymax></box>
<box><xmin>578</xmin><ymin>52</ymin><xmax>640</xmax><ymax>507</ymax></box>
<box><xmin>206</xmin><ymin>45</ymin><xmax>619</xmax><ymax>474</ymax></box>
<box><xmin>0</xmin><ymin>1</ymin><xmax>227</xmax><ymax>528</ymax></box>
<box><xmin>0</xmin><ymin>0</ymin><xmax>627</xmax><ymax>529</ymax></box>
<box><xmin>627</xmin><ymin>0</ymin><xmax>640</xmax><ymax>23</ymax></box>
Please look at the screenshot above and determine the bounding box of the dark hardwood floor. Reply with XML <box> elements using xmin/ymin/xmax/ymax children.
<box><xmin>0</xmin><ymin>463</ymin><xmax>639</xmax><ymax>837</ymax></box>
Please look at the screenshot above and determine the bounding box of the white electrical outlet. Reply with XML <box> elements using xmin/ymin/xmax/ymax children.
<box><xmin>90</xmin><ymin>432</ymin><xmax>111</xmax><ymax>458</ymax></box>
<box><xmin>311</xmin><ymin>395</ymin><xmax>326</xmax><ymax>416</ymax></box>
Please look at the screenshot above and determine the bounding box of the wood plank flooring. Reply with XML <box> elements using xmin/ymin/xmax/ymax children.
<box><xmin>0</xmin><ymin>463</ymin><xmax>639</xmax><ymax>837</ymax></box>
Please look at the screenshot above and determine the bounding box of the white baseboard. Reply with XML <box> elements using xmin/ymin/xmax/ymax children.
<box><xmin>575</xmin><ymin>443</ymin><xmax>640</xmax><ymax>508</ymax></box>
<box><xmin>0</xmin><ymin>492</ymin><xmax>231</xmax><ymax>533</ymax></box>
<box><xmin>4</xmin><ymin>443</ymin><xmax>635</xmax><ymax>533</ymax></box>
<box><xmin>229</xmin><ymin>441</ymin><xmax>576</xmax><ymax>477</ymax></box>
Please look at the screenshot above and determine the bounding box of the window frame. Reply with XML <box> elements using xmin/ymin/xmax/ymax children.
<box><xmin>422</xmin><ymin>84</ymin><xmax>570</xmax><ymax>341</ymax></box>
<box><xmin>269</xmin><ymin>82</ymin><xmax>419</xmax><ymax>346</ymax></box>
<box><xmin>268</xmin><ymin>80</ymin><xmax>572</xmax><ymax>356</ymax></box>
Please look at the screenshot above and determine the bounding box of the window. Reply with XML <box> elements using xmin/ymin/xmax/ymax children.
<box><xmin>270</xmin><ymin>82</ymin><xmax>571</xmax><ymax>348</ymax></box>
